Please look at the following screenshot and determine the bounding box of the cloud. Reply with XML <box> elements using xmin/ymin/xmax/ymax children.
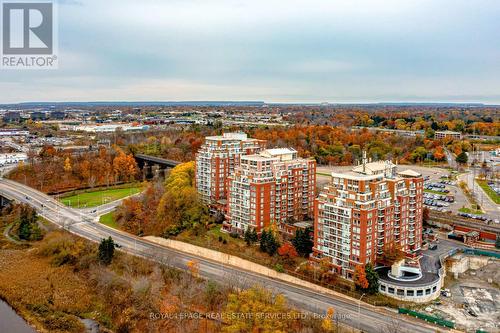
<box><xmin>1</xmin><ymin>0</ymin><xmax>499</xmax><ymax>103</ymax></box>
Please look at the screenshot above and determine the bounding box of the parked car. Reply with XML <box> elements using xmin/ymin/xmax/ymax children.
<box><xmin>440</xmin><ymin>289</ymin><xmax>451</xmax><ymax>297</ymax></box>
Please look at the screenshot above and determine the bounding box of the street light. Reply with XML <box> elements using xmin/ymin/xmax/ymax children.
<box><xmin>358</xmin><ymin>293</ymin><xmax>366</xmax><ymax>332</ymax></box>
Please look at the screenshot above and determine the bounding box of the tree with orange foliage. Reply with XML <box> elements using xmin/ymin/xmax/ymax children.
<box><xmin>113</xmin><ymin>150</ymin><xmax>138</xmax><ymax>182</ymax></box>
<box><xmin>321</xmin><ymin>307</ymin><xmax>335</xmax><ymax>332</ymax></box>
<box><xmin>433</xmin><ymin>146</ymin><xmax>446</xmax><ymax>161</ymax></box>
<box><xmin>353</xmin><ymin>265</ymin><xmax>369</xmax><ymax>290</ymax></box>
<box><xmin>187</xmin><ymin>260</ymin><xmax>199</xmax><ymax>278</ymax></box>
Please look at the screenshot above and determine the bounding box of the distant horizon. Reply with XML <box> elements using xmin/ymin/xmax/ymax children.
<box><xmin>1</xmin><ymin>100</ymin><xmax>499</xmax><ymax>107</ymax></box>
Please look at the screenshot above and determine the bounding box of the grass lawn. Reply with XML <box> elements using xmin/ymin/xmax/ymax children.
<box><xmin>424</xmin><ymin>189</ymin><xmax>448</xmax><ymax>195</ymax></box>
<box><xmin>60</xmin><ymin>185</ymin><xmax>142</xmax><ymax>208</ymax></box>
<box><xmin>476</xmin><ymin>180</ymin><xmax>500</xmax><ymax>204</ymax></box>
<box><xmin>99</xmin><ymin>212</ymin><xmax>119</xmax><ymax>229</ymax></box>
<box><xmin>458</xmin><ymin>207</ymin><xmax>484</xmax><ymax>215</ymax></box>
<box><xmin>316</xmin><ymin>172</ymin><xmax>331</xmax><ymax>177</ymax></box>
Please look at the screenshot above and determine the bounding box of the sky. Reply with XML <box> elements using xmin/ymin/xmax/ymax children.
<box><xmin>1</xmin><ymin>0</ymin><xmax>500</xmax><ymax>104</ymax></box>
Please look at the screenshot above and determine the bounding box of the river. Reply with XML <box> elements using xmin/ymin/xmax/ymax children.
<box><xmin>0</xmin><ymin>299</ymin><xmax>35</xmax><ymax>333</ymax></box>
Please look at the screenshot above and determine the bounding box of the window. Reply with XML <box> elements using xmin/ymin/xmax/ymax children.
<box><xmin>425</xmin><ymin>289</ymin><xmax>431</xmax><ymax>295</ymax></box>
<box><xmin>407</xmin><ymin>290</ymin><xmax>414</xmax><ymax>296</ymax></box>
<box><xmin>388</xmin><ymin>287</ymin><xmax>394</xmax><ymax>294</ymax></box>
<box><xmin>397</xmin><ymin>289</ymin><xmax>404</xmax><ymax>296</ymax></box>
<box><xmin>380</xmin><ymin>285</ymin><xmax>386</xmax><ymax>291</ymax></box>
<box><xmin>417</xmin><ymin>290</ymin><xmax>423</xmax><ymax>296</ymax></box>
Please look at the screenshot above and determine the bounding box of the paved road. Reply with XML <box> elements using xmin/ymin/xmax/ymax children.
<box><xmin>0</xmin><ymin>178</ymin><xmax>446</xmax><ymax>333</ymax></box>
<box><xmin>458</xmin><ymin>172</ymin><xmax>499</xmax><ymax>219</ymax></box>
<box><xmin>445</xmin><ymin>149</ymin><xmax>457</xmax><ymax>170</ymax></box>
<box><xmin>420</xmin><ymin>238</ymin><xmax>466</xmax><ymax>273</ymax></box>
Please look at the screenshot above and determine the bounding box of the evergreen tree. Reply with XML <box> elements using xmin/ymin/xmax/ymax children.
<box><xmin>365</xmin><ymin>264</ymin><xmax>379</xmax><ymax>294</ymax></box>
<box><xmin>18</xmin><ymin>219</ymin><xmax>31</xmax><ymax>240</ymax></box>
<box><xmin>456</xmin><ymin>151</ymin><xmax>468</xmax><ymax>164</ymax></box>
<box><xmin>259</xmin><ymin>230</ymin><xmax>269</xmax><ymax>253</ymax></box>
<box><xmin>244</xmin><ymin>227</ymin><xmax>258</xmax><ymax>245</ymax></box>
<box><xmin>495</xmin><ymin>236</ymin><xmax>500</xmax><ymax>249</ymax></box>
<box><xmin>291</xmin><ymin>227</ymin><xmax>313</xmax><ymax>257</ymax></box>
<box><xmin>16</xmin><ymin>205</ymin><xmax>43</xmax><ymax>241</ymax></box>
<box><xmin>98</xmin><ymin>236</ymin><xmax>115</xmax><ymax>265</ymax></box>
<box><xmin>259</xmin><ymin>229</ymin><xmax>280</xmax><ymax>256</ymax></box>
<box><xmin>260</xmin><ymin>230</ymin><xmax>280</xmax><ymax>256</ymax></box>
<box><xmin>266</xmin><ymin>233</ymin><xmax>280</xmax><ymax>256</ymax></box>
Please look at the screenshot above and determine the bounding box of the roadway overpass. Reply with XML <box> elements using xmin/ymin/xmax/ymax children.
<box><xmin>134</xmin><ymin>154</ymin><xmax>181</xmax><ymax>179</ymax></box>
<box><xmin>0</xmin><ymin>178</ymin><xmax>448</xmax><ymax>333</ymax></box>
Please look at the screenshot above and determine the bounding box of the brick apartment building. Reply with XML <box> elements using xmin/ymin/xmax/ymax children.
<box><xmin>224</xmin><ymin>148</ymin><xmax>316</xmax><ymax>234</ymax></box>
<box><xmin>195</xmin><ymin>132</ymin><xmax>266</xmax><ymax>205</ymax></box>
<box><xmin>313</xmin><ymin>153</ymin><xmax>423</xmax><ymax>279</ymax></box>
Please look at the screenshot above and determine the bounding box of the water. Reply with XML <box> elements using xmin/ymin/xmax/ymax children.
<box><xmin>0</xmin><ymin>300</ymin><xmax>35</xmax><ymax>333</ymax></box>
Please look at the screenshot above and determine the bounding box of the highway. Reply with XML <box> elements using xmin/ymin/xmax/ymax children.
<box><xmin>0</xmin><ymin>178</ymin><xmax>446</xmax><ymax>333</ymax></box>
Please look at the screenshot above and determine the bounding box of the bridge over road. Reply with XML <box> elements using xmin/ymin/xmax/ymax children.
<box><xmin>133</xmin><ymin>154</ymin><xmax>181</xmax><ymax>179</ymax></box>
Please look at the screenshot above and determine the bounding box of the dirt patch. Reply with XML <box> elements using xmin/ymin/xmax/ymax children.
<box><xmin>420</xmin><ymin>259</ymin><xmax>500</xmax><ymax>332</ymax></box>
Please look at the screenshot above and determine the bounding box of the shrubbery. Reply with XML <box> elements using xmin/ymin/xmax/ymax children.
<box><xmin>37</xmin><ymin>231</ymin><xmax>91</xmax><ymax>267</ymax></box>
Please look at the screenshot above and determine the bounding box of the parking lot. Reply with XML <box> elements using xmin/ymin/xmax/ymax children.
<box><xmin>423</xmin><ymin>180</ymin><xmax>455</xmax><ymax>213</ymax></box>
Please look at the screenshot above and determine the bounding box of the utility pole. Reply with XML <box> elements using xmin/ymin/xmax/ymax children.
<box><xmin>358</xmin><ymin>293</ymin><xmax>366</xmax><ymax>332</ymax></box>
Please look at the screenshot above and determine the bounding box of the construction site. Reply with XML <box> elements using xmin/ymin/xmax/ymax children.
<box><xmin>417</xmin><ymin>253</ymin><xmax>500</xmax><ymax>332</ymax></box>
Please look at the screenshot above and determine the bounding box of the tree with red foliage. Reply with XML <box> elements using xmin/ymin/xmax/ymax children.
<box><xmin>277</xmin><ymin>243</ymin><xmax>298</xmax><ymax>259</ymax></box>
<box><xmin>353</xmin><ymin>265</ymin><xmax>369</xmax><ymax>290</ymax></box>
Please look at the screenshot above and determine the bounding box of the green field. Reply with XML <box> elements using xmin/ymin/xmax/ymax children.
<box><xmin>316</xmin><ymin>172</ymin><xmax>331</xmax><ymax>177</ymax></box>
<box><xmin>458</xmin><ymin>207</ymin><xmax>484</xmax><ymax>215</ymax></box>
<box><xmin>60</xmin><ymin>186</ymin><xmax>142</xmax><ymax>208</ymax></box>
<box><xmin>424</xmin><ymin>189</ymin><xmax>448</xmax><ymax>195</ymax></box>
<box><xmin>476</xmin><ymin>180</ymin><xmax>500</xmax><ymax>204</ymax></box>
<box><xmin>99</xmin><ymin>212</ymin><xmax>119</xmax><ymax>229</ymax></box>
